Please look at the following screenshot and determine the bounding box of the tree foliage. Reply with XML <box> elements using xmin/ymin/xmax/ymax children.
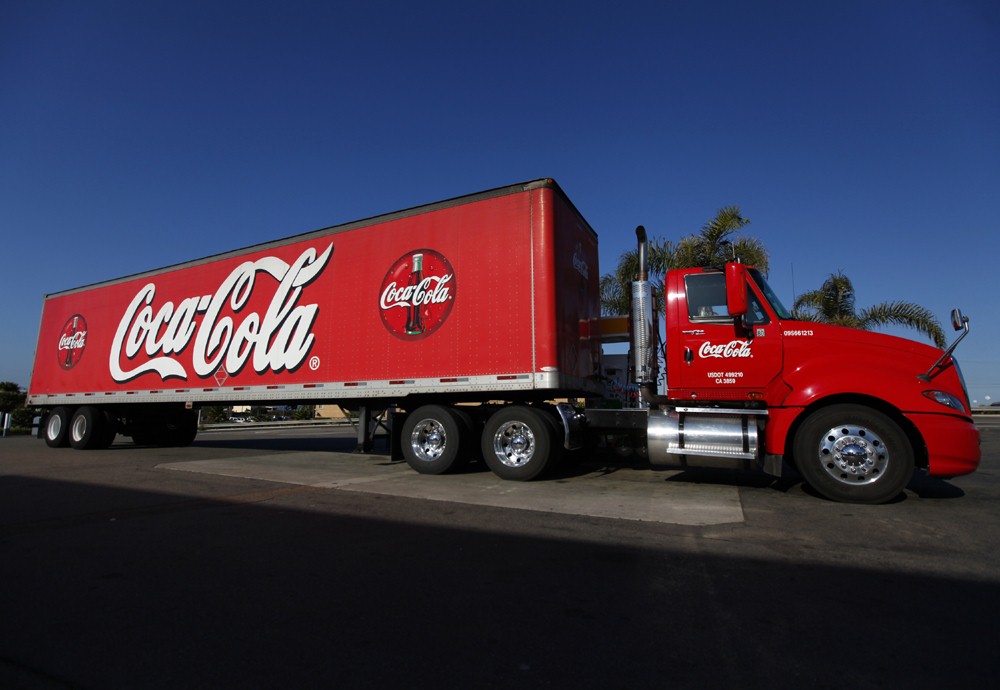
<box><xmin>792</xmin><ymin>271</ymin><xmax>946</xmax><ymax>348</ymax></box>
<box><xmin>0</xmin><ymin>381</ymin><xmax>25</xmax><ymax>414</ymax></box>
<box><xmin>293</xmin><ymin>405</ymin><xmax>316</xmax><ymax>421</ymax></box>
<box><xmin>599</xmin><ymin>206</ymin><xmax>768</xmax><ymax>316</ymax></box>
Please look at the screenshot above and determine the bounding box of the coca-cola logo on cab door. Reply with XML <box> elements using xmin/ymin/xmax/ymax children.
<box><xmin>379</xmin><ymin>249</ymin><xmax>455</xmax><ymax>340</ymax></box>
<box><xmin>58</xmin><ymin>314</ymin><xmax>88</xmax><ymax>370</ymax></box>
<box><xmin>698</xmin><ymin>340</ymin><xmax>753</xmax><ymax>359</ymax></box>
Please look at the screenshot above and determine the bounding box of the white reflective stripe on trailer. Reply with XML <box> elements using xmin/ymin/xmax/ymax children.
<box><xmin>26</xmin><ymin>371</ymin><xmax>602</xmax><ymax>406</ymax></box>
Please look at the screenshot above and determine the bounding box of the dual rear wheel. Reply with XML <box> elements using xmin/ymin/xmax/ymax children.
<box><xmin>44</xmin><ymin>406</ymin><xmax>118</xmax><ymax>450</ymax></box>
<box><xmin>43</xmin><ymin>406</ymin><xmax>198</xmax><ymax>450</ymax></box>
<box><xmin>401</xmin><ymin>404</ymin><xmax>562</xmax><ymax>481</ymax></box>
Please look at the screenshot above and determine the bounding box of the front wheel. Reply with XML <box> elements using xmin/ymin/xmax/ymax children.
<box><xmin>793</xmin><ymin>404</ymin><xmax>913</xmax><ymax>504</ymax></box>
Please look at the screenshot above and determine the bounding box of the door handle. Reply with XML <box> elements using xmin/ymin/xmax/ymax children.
<box><xmin>681</xmin><ymin>329</ymin><xmax>705</xmax><ymax>335</ymax></box>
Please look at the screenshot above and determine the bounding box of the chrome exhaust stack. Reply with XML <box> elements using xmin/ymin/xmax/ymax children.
<box><xmin>631</xmin><ymin>226</ymin><xmax>658</xmax><ymax>403</ymax></box>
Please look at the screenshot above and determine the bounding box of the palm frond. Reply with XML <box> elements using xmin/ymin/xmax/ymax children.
<box><xmin>817</xmin><ymin>272</ymin><xmax>856</xmax><ymax>321</ymax></box>
<box><xmin>858</xmin><ymin>301</ymin><xmax>946</xmax><ymax>347</ymax></box>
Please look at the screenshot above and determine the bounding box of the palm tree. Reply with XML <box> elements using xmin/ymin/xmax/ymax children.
<box><xmin>599</xmin><ymin>236</ymin><xmax>673</xmax><ymax>316</ymax></box>
<box><xmin>599</xmin><ymin>206</ymin><xmax>768</xmax><ymax>316</ymax></box>
<box><xmin>672</xmin><ymin>206</ymin><xmax>768</xmax><ymax>273</ymax></box>
<box><xmin>792</xmin><ymin>271</ymin><xmax>946</xmax><ymax>348</ymax></box>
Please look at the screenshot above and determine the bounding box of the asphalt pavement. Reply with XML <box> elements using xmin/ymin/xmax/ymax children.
<box><xmin>1</xmin><ymin>422</ymin><xmax>997</xmax><ymax>689</ymax></box>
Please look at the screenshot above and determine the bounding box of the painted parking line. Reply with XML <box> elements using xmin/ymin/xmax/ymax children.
<box><xmin>159</xmin><ymin>453</ymin><xmax>744</xmax><ymax>526</ymax></box>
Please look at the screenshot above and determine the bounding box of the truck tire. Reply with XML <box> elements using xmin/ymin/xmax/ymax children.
<box><xmin>99</xmin><ymin>411</ymin><xmax>119</xmax><ymax>448</ymax></box>
<box><xmin>481</xmin><ymin>406</ymin><xmax>554</xmax><ymax>481</ymax></box>
<box><xmin>793</xmin><ymin>404</ymin><xmax>914</xmax><ymax>504</ymax></box>
<box><xmin>401</xmin><ymin>405</ymin><xmax>467</xmax><ymax>474</ymax></box>
<box><xmin>130</xmin><ymin>409</ymin><xmax>197</xmax><ymax>447</ymax></box>
<box><xmin>44</xmin><ymin>407</ymin><xmax>71</xmax><ymax>448</ymax></box>
<box><xmin>161</xmin><ymin>410</ymin><xmax>199</xmax><ymax>447</ymax></box>
<box><xmin>69</xmin><ymin>406</ymin><xmax>105</xmax><ymax>450</ymax></box>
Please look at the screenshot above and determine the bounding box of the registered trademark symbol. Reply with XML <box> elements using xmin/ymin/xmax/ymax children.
<box><xmin>309</xmin><ymin>356</ymin><xmax>321</xmax><ymax>371</ymax></box>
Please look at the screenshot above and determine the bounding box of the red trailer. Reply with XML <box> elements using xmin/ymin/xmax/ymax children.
<box><xmin>28</xmin><ymin>179</ymin><xmax>980</xmax><ymax>503</ymax></box>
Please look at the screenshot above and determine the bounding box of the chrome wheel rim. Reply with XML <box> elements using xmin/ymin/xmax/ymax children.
<box><xmin>47</xmin><ymin>415</ymin><xmax>63</xmax><ymax>441</ymax></box>
<box><xmin>817</xmin><ymin>424</ymin><xmax>889</xmax><ymax>486</ymax></box>
<box><xmin>71</xmin><ymin>414</ymin><xmax>87</xmax><ymax>443</ymax></box>
<box><xmin>492</xmin><ymin>421</ymin><xmax>536</xmax><ymax>468</ymax></box>
<box><xmin>410</xmin><ymin>418</ymin><xmax>447</xmax><ymax>462</ymax></box>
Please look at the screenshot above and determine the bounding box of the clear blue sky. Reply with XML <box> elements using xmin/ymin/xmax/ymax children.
<box><xmin>2</xmin><ymin>0</ymin><xmax>998</xmax><ymax>404</ymax></box>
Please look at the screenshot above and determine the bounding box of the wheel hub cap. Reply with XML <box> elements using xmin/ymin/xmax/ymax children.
<box><xmin>411</xmin><ymin>420</ymin><xmax>446</xmax><ymax>462</ymax></box>
<box><xmin>493</xmin><ymin>422</ymin><xmax>535</xmax><ymax>468</ymax></box>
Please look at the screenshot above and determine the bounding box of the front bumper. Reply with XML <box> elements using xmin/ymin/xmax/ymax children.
<box><xmin>905</xmin><ymin>412</ymin><xmax>981</xmax><ymax>477</ymax></box>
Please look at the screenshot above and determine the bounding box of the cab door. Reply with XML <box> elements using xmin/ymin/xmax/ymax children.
<box><xmin>666</xmin><ymin>270</ymin><xmax>782</xmax><ymax>401</ymax></box>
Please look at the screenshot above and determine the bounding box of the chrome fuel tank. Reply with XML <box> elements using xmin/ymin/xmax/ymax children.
<box><xmin>647</xmin><ymin>407</ymin><xmax>766</xmax><ymax>470</ymax></box>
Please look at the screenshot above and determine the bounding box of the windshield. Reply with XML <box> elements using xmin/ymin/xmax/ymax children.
<box><xmin>749</xmin><ymin>269</ymin><xmax>792</xmax><ymax>320</ymax></box>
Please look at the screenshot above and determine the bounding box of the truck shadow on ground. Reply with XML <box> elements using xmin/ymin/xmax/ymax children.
<box><xmin>0</xmin><ymin>474</ymin><xmax>994</xmax><ymax>689</ymax></box>
<box><xmin>566</xmin><ymin>453</ymin><xmax>966</xmax><ymax>503</ymax></box>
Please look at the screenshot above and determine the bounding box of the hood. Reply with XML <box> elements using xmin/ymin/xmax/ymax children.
<box><xmin>780</xmin><ymin>321</ymin><xmax>969</xmax><ymax>414</ymax></box>
<box><xmin>797</xmin><ymin>322</ymin><xmax>942</xmax><ymax>365</ymax></box>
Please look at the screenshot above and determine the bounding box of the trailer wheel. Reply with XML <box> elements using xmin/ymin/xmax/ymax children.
<box><xmin>69</xmin><ymin>406</ymin><xmax>105</xmax><ymax>450</ymax></box>
<box><xmin>481</xmin><ymin>406</ymin><xmax>554</xmax><ymax>481</ymax></box>
<box><xmin>401</xmin><ymin>405</ymin><xmax>466</xmax><ymax>474</ymax></box>
<box><xmin>161</xmin><ymin>410</ymin><xmax>198</xmax><ymax>447</ymax></box>
<box><xmin>99</xmin><ymin>411</ymin><xmax>119</xmax><ymax>448</ymax></box>
<box><xmin>44</xmin><ymin>407</ymin><xmax>71</xmax><ymax>448</ymax></box>
<box><xmin>449</xmin><ymin>406</ymin><xmax>480</xmax><ymax>462</ymax></box>
<box><xmin>793</xmin><ymin>404</ymin><xmax>914</xmax><ymax>504</ymax></box>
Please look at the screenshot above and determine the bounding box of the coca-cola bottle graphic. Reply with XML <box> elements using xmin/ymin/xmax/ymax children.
<box><xmin>64</xmin><ymin>316</ymin><xmax>78</xmax><ymax>368</ymax></box>
<box><xmin>405</xmin><ymin>253</ymin><xmax>425</xmax><ymax>335</ymax></box>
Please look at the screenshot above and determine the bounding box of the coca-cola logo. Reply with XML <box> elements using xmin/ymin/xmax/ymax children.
<box><xmin>109</xmin><ymin>243</ymin><xmax>333</xmax><ymax>383</ymax></box>
<box><xmin>698</xmin><ymin>340</ymin><xmax>752</xmax><ymax>359</ymax></box>
<box><xmin>379</xmin><ymin>249</ymin><xmax>455</xmax><ymax>340</ymax></box>
<box><xmin>58</xmin><ymin>314</ymin><xmax>88</xmax><ymax>370</ymax></box>
<box><xmin>573</xmin><ymin>241</ymin><xmax>589</xmax><ymax>279</ymax></box>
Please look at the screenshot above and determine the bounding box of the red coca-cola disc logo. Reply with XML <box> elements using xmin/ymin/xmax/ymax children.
<box><xmin>57</xmin><ymin>314</ymin><xmax>88</xmax><ymax>370</ymax></box>
<box><xmin>379</xmin><ymin>249</ymin><xmax>455</xmax><ymax>340</ymax></box>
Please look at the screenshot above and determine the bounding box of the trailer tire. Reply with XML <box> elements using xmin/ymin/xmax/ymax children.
<box><xmin>481</xmin><ymin>406</ymin><xmax>554</xmax><ymax>481</ymax></box>
<box><xmin>401</xmin><ymin>405</ymin><xmax>466</xmax><ymax>474</ymax></box>
<box><xmin>129</xmin><ymin>409</ymin><xmax>197</xmax><ymax>447</ymax></box>
<box><xmin>69</xmin><ymin>406</ymin><xmax>104</xmax><ymax>450</ymax></box>
<box><xmin>793</xmin><ymin>404</ymin><xmax>913</xmax><ymax>504</ymax></box>
<box><xmin>44</xmin><ymin>407</ymin><xmax>72</xmax><ymax>448</ymax></box>
<box><xmin>161</xmin><ymin>410</ymin><xmax>198</xmax><ymax>447</ymax></box>
<box><xmin>131</xmin><ymin>427</ymin><xmax>155</xmax><ymax>446</ymax></box>
<box><xmin>99</xmin><ymin>411</ymin><xmax>119</xmax><ymax>448</ymax></box>
<box><xmin>449</xmin><ymin>406</ymin><xmax>480</xmax><ymax>463</ymax></box>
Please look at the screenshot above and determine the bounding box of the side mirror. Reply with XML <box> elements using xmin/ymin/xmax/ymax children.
<box><xmin>725</xmin><ymin>262</ymin><xmax>748</xmax><ymax>317</ymax></box>
<box><xmin>951</xmin><ymin>308</ymin><xmax>967</xmax><ymax>331</ymax></box>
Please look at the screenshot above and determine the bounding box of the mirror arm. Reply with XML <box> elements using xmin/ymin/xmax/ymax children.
<box><xmin>918</xmin><ymin>312</ymin><xmax>970</xmax><ymax>382</ymax></box>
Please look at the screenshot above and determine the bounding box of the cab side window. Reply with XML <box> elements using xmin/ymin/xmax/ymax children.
<box><xmin>685</xmin><ymin>274</ymin><xmax>729</xmax><ymax>322</ymax></box>
<box><xmin>685</xmin><ymin>273</ymin><xmax>771</xmax><ymax>324</ymax></box>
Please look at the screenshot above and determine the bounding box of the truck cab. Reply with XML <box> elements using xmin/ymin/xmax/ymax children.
<box><xmin>648</xmin><ymin>259</ymin><xmax>980</xmax><ymax>503</ymax></box>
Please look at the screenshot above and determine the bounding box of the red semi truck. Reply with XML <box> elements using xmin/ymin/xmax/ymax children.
<box><xmin>28</xmin><ymin>179</ymin><xmax>980</xmax><ymax>503</ymax></box>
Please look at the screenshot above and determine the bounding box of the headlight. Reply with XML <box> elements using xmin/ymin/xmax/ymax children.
<box><xmin>922</xmin><ymin>390</ymin><xmax>967</xmax><ymax>413</ymax></box>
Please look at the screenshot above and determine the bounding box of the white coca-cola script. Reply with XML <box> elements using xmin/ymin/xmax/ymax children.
<box><xmin>110</xmin><ymin>244</ymin><xmax>333</xmax><ymax>382</ymax></box>
<box><xmin>379</xmin><ymin>275</ymin><xmax>453</xmax><ymax>310</ymax></box>
<box><xmin>58</xmin><ymin>332</ymin><xmax>87</xmax><ymax>350</ymax></box>
<box><xmin>698</xmin><ymin>340</ymin><xmax>752</xmax><ymax>359</ymax></box>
